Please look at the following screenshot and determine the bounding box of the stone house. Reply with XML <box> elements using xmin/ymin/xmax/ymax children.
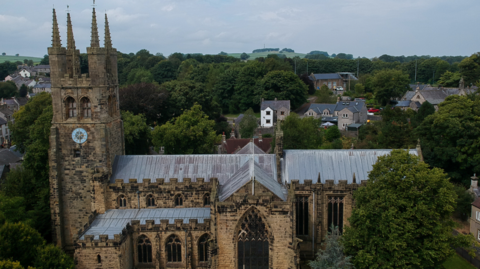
<box><xmin>304</xmin><ymin>100</ymin><xmax>368</xmax><ymax>129</ymax></box>
<box><xmin>47</xmin><ymin>9</ymin><xmax>424</xmax><ymax>269</ymax></box>
<box><xmin>309</xmin><ymin>72</ymin><xmax>358</xmax><ymax>93</ymax></box>
<box><xmin>33</xmin><ymin>65</ymin><xmax>50</xmax><ymax>75</ymax></box>
<box><xmin>260</xmin><ymin>99</ymin><xmax>290</xmax><ymax>127</ymax></box>
<box><xmin>33</xmin><ymin>83</ymin><xmax>52</xmax><ymax>93</ymax></box>
<box><xmin>220</xmin><ymin>133</ymin><xmax>273</xmax><ymax>154</ymax></box>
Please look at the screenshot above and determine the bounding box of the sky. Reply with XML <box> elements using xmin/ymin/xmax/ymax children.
<box><xmin>0</xmin><ymin>0</ymin><xmax>478</xmax><ymax>58</ymax></box>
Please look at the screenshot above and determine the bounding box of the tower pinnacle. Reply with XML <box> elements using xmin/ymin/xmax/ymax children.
<box><xmin>66</xmin><ymin>13</ymin><xmax>76</xmax><ymax>50</ymax></box>
<box><xmin>90</xmin><ymin>8</ymin><xmax>100</xmax><ymax>47</ymax></box>
<box><xmin>52</xmin><ymin>9</ymin><xmax>62</xmax><ymax>48</ymax></box>
<box><xmin>104</xmin><ymin>13</ymin><xmax>112</xmax><ymax>49</ymax></box>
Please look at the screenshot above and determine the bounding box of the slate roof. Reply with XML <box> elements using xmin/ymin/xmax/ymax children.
<box><xmin>396</xmin><ymin>100</ymin><xmax>411</xmax><ymax>107</ymax></box>
<box><xmin>224</xmin><ymin>138</ymin><xmax>273</xmax><ymax>154</ymax></box>
<box><xmin>402</xmin><ymin>91</ymin><xmax>416</xmax><ymax>101</ymax></box>
<box><xmin>33</xmin><ymin>65</ymin><xmax>50</xmax><ymax>70</ymax></box>
<box><xmin>34</xmin><ymin>83</ymin><xmax>51</xmax><ymax>89</ymax></box>
<box><xmin>234</xmin><ymin>114</ymin><xmax>244</xmax><ymax>126</ymax></box>
<box><xmin>419</xmin><ymin>89</ymin><xmax>449</xmax><ymax>105</ymax></box>
<box><xmin>0</xmin><ymin>107</ymin><xmax>13</xmax><ymax>117</ymax></box>
<box><xmin>110</xmin><ymin>154</ymin><xmax>277</xmax><ymax>185</ymax></box>
<box><xmin>306</xmin><ymin>100</ymin><xmax>365</xmax><ymax>114</ymax></box>
<box><xmin>312</xmin><ymin>73</ymin><xmax>342</xmax><ymax>80</ymax></box>
<box><xmin>261</xmin><ymin>100</ymin><xmax>290</xmax><ymax>111</ymax></box>
<box><xmin>306</xmin><ymin>104</ymin><xmax>337</xmax><ymax>114</ymax></box>
<box><xmin>283</xmin><ymin>149</ymin><xmax>419</xmax><ymax>184</ymax></box>
<box><xmin>235</xmin><ymin>142</ymin><xmax>267</xmax><ymax>154</ymax></box>
<box><xmin>16</xmin><ymin>97</ymin><xmax>28</xmax><ymax>106</ymax></box>
<box><xmin>472</xmin><ymin>197</ymin><xmax>480</xmax><ymax>209</ymax></box>
<box><xmin>409</xmin><ymin>84</ymin><xmax>429</xmax><ymax>91</ymax></box>
<box><xmin>80</xmin><ymin>208</ymin><xmax>211</xmax><ymax>239</ymax></box>
<box><xmin>0</xmin><ymin>118</ymin><xmax>7</xmax><ymax>125</ymax></box>
<box><xmin>0</xmin><ymin>149</ymin><xmax>22</xmax><ymax>166</ymax></box>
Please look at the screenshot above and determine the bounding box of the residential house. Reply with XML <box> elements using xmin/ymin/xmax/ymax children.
<box><xmin>469</xmin><ymin>175</ymin><xmax>480</xmax><ymax>242</ymax></box>
<box><xmin>19</xmin><ymin>68</ymin><xmax>31</xmax><ymax>78</ymax></box>
<box><xmin>4</xmin><ymin>75</ymin><xmax>13</xmax><ymax>81</ymax></box>
<box><xmin>220</xmin><ymin>132</ymin><xmax>273</xmax><ymax>154</ymax></box>
<box><xmin>304</xmin><ymin>100</ymin><xmax>368</xmax><ymax>129</ymax></box>
<box><xmin>260</xmin><ymin>98</ymin><xmax>290</xmax><ymax>127</ymax></box>
<box><xmin>33</xmin><ymin>65</ymin><xmax>50</xmax><ymax>75</ymax></box>
<box><xmin>38</xmin><ymin>77</ymin><xmax>51</xmax><ymax>83</ymax></box>
<box><xmin>33</xmin><ymin>83</ymin><xmax>52</xmax><ymax>93</ymax></box>
<box><xmin>309</xmin><ymin>72</ymin><xmax>358</xmax><ymax>93</ymax></box>
<box><xmin>2</xmin><ymin>98</ymin><xmax>19</xmax><ymax>111</ymax></box>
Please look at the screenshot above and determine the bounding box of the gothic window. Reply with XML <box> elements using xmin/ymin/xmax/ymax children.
<box><xmin>137</xmin><ymin>235</ymin><xmax>152</xmax><ymax>263</ymax></box>
<box><xmin>328</xmin><ymin>196</ymin><xmax>344</xmax><ymax>233</ymax></box>
<box><xmin>66</xmin><ymin>97</ymin><xmax>76</xmax><ymax>118</ymax></box>
<box><xmin>296</xmin><ymin>196</ymin><xmax>309</xmax><ymax>236</ymax></box>
<box><xmin>166</xmin><ymin>235</ymin><xmax>182</xmax><ymax>262</ymax></box>
<box><xmin>81</xmin><ymin>97</ymin><xmax>91</xmax><ymax>118</ymax></box>
<box><xmin>146</xmin><ymin>194</ymin><xmax>155</xmax><ymax>207</ymax></box>
<box><xmin>203</xmin><ymin>193</ymin><xmax>210</xmax><ymax>206</ymax></box>
<box><xmin>118</xmin><ymin>195</ymin><xmax>126</xmax><ymax>208</ymax></box>
<box><xmin>97</xmin><ymin>255</ymin><xmax>101</xmax><ymax>263</ymax></box>
<box><xmin>237</xmin><ymin>209</ymin><xmax>269</xmax><ymax>269</ymax></box>
<box><xmin>198</xmin><ymin>234</ymin><xmax>209</xmax><ymax>262</ymax></box>
<box><xmin>174</xmin><ymin>194</ymin><xmax>183</xmax><ymax>206</ymax></box>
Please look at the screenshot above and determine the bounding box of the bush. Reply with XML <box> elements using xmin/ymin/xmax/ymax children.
<box><xmin>325</xmin><ymin>125</ymin><xmax>341</xmax><ymax>142</ymax></box>
<box><xmin>33</xmin><ymin>244</ymin><xmax>74</xmax><ymax>269</ymax></box>
<box><xmin>0</xmin><ymin>223</ymin><xmax>45</xmax><ymax>267</ymax></box>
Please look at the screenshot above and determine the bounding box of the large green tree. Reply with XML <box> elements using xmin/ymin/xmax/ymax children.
<box><xmin>282</xmin><ymin>113</ymin><xmax>323</xmax><ymax>149</ymax></box>
<box><xmin>0</xmin><ymin>81</ymin><xmax>17</xmax><ymax>99</ymax></box>
<box><xmin>152</xmin><ymin>104</ymin><xmax>220</xmax><ymax>154</ymax></box>
<box><xmin>33</xmin><ymin>244</ymin><xmax>74</xmax><ymax>269</ymax></box>
<box><xmin>459</xmin><ymin>53</ymin><xmax>480</xmax><ymax>85</ymax></box>
<box><xmin>121</xmin><ymin>111</ymin><xmax>151</xmax><ymax>155</ymax></box>
<box><xmin>315</xmin><ymin>84</ymin><xmax>337</xmax><ymax>104</ymax></box>
<box><xmin>416</xmin><ymin>95</ymin><xmax>480</xmax><ymax>184</ymax></box>
<box><xmin>150</xmin><ymin>60</ymin><xmax>178</xmax><ymax>85</ymax></box>
<box><xmin>372</xmin><ymin>69</ymin><xmax>410</xmax><ymax>106</ymax></box>
<box><xmin>0</xmin><ymin>223</ymin><xmax>44</xmax><ymax>268</ymax></box>
<box><xmin>235</xmin><ymin>61</ymin><xmax>267</xmax><ymax>111</ymax></box>
<box><xmin>212</xmin><ymin>67</ymin><xmax>240</xmax><ymax>113</ymax></box>
<box><xmin>343</xmin><ymin>150</ymin><xmax>475</xmax><ymax>268</ymax></box>
<box><xmin>437</xmin><ymin>71</ymin><xmax>461</xmax><ymax>87</ymax></box>
<box><xmin>238</xmin><ymin>108</ymin><xmax>258</xmax><ymax>138</ymax></box>
<box><xmin>259</xmin><ymin>70</ymin><xmax>308</xmax><ymax>109</ymax></box>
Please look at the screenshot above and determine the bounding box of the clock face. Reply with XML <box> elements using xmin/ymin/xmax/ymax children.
<box><xmin>72</xmin><ymin>128</ymin><xmax>88</xmax><ymax>144</ymax></box>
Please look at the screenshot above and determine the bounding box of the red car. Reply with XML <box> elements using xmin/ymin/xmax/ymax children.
<box><xmin>368</xmin><ymin>108</ymin><xmax>380</xmax><ymax>113</ymax></box>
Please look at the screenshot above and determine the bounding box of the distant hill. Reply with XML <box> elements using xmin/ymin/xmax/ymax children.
<box><xmin>0</xmin><ymin>55</ymin><xmax>43</xmax><ymax>64</ymax></box>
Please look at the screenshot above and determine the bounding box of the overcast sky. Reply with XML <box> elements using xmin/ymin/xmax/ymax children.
<box><xmin>1</xmin><ymin>0</ymin><xmax>478</xmax><ymax>58</ymax></box>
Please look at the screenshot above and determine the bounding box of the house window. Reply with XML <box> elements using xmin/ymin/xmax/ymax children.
<box><xmin>266</xmin><ymin>119</ymin><xmax>271</xmax><ymax>124</ymax></box>
<box><xmin>296</xmin><ymin>196</ymin><xmax>309</xmax><ymax>236</ymax></box>
<box><xmin>333</xmin><ymin>82</ymin><xmax>337</xmax><ymax>88</ymax></box>
<box><xmin>167</xmin><ymin>235</ymin><xmax>182</xmax><ymax>262</ymax></box>
<box><xmin>66</xmin><ymin>97</ymin><xmax>76</xmax><ymax>118</ymax></box>
<box><xmin>281</xmin><ymin>111</ymin><xmax>285</xmax><ymax>116</ymax></box>
<box><xmin>118</xmin><ymin>195</ymin><xmax>126</xmax><ymax>208</ymax></box>
<box><xmin>146</xmin><ymin>194</ymin><xmax>155</xmax><ymax>207</ymax></box>
<box><xmin>266</xmin><ymin>111</ymin><xmax>271</xmax><ymax>116</ymax></box>
<box><xmin>417</xmin><ymin>95</ymin><xmax>420</xmax><ymax>99</ymax></box>
<box><xmin>81</xmin><ymin>97</ymin><xmax>91</xmax><ymax>118</ymax></box>
<box><xmin>343</xmin><ymin>114</ymin><xmax>348</xmax><ymax>118</ymax></box>
<box><xmin>175</xmin><ymin>194</ymin><xmax>183</xmax><ymax>206</ymax></box>
<box><xmin>478</xmin><ymin>230</ymin><xmax>480</xmax><ymax>241</ymax></box>
<box><xmin>328</xmin><ymin>196</ymin><xmax>344</xmax><ymax>233</ymax></box>
<box><xmin>203</xmin><ymin>193</ymin><xmax>210</xmax><ymax>206</ymax></box>
<box><xmin>328</xmin><ymin>82</ymin><xmax>332</xmax><ymax>88</ymax></box>
<box><xmin>137</xmin><ymin>235</ymin><xmax>152</xmax><ymax>263</ymax></box>
<box><xmin>198</xmin><ymin>234</ymin><xmax>210</xmax><ymax>262</ymax></box>
<box><xmin>476</xmin><ymin>211</ymin><xmax>480</xmax><ymax>221</ymax></box>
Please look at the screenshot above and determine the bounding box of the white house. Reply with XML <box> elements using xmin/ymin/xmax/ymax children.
<box><xmin>19</xmin><ymin>68</ymin><xmax>31</xmax><ymax>78</ymax></box>
<box><xmin>260</xmin><ymin>98</ymin><xmax>291</xmax><ymax>127</ymax></box>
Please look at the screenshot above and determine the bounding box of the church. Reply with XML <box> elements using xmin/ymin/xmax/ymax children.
<box><xmin>47</xmin><ymin>8</ymin><xmax>421</xmax><ymax>269</ymax></box>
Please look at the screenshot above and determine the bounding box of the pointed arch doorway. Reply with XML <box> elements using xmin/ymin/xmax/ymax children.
<box><xmin>237</xmin><ymin>209</ymin><xmax>269</xmax><ymax>269</ymax></box>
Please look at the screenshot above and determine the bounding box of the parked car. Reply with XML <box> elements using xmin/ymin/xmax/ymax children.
<box><xmin>368</xmin><ymin>108</ymin><xmax>380</xmax><ymax>113</ymax></box>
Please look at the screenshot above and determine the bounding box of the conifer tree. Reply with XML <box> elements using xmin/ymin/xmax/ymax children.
<box><xmin>309</xmin><ymin>225</ymin><xmax>354</xmax><ymax>269</ymax></box>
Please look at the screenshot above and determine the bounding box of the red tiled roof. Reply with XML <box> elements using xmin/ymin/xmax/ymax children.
<box><xmin>224</xmin><ymin>138</ymin><xmax>273</xmax><ymax>154</ymax></box>
<box><xmin>472</xmin><ymin>196</ymin><xmax>480</xmax><ymax>209</ymax></box>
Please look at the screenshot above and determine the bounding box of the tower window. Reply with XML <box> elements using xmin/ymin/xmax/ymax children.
<box><xmin>328</xmin><ymin>196</ymin><xmax>344</xmax><ymax>233</ymax></box>
<box><xmin>74</xmin><ymin>149</ymin><xmax>81</xmax><ymax>158</ymax></box>
<box><xmin>203</xmin><ymin>193</ymin><xmax>210</xmax><ymax>206</ymax></box>
<box><xmin>296</xmin><ymin>196</ymin><xmax>309</xmax><ymax>236</ymax></box>
<box><xmin>166</xmin><ymin>235</ymin><xmax>182</xmax><ymax>262</ymax></box>
<box><xmin>108</xmin><ymin>95</ymin><xmax>116</xmax><ymax>117</ymax></box>
<box><xmin>118</xmin><ymin>195</ymin><xmax>126</xmax><ymax>208</ymax></box>
<box><xmin>198</xmin><ymin>234</ymin><xmax>210</xmax><ymax>262</ymax></box>
<box><xmin>146</xmin><ymin>194</ymin><xmax>155</xmax><ymax>207</ymax></box>
<box><xmin>81</xmin><ymin>97</ymin><xmax>92</xmax><ymax>118</ymax></box>
<box><xmin>174</xmin><ymin>194</ymin><xmax>183</xmax><ymax>207</ymax></box>
<box><xmin>137</xmin><ymin>235</ymin><xmax>152</xmax><ymax>263</ymax></box>
<box><xmin>66</xmin><ymin>97</ymin><xmax>76</xmax><ymax>118</ymax></box>
<box><xmin>97</xmin><ymin>255</ymin><xmax>101</xmax><ymax>263</ymax></box>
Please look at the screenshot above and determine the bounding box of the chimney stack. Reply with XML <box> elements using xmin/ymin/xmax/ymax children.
<box><xmin>230</xmin><ymin>129</ymin><xmax>235</xmax><ymax>139</ymax></box>
<box><xmin>222</xmin><ymin>132</ymin><xmax>226</xmax><ymax>143</ymax></box>
<box><xmin>259</xmin><ymin>133</ymin><xmax>263</xmax><ymax>142</ymax></box>
<box><xmin>274</xmin><ymin>98</ymin><xmax>277</xmax><ymax>101</ymax></box>
<box><xmin>471</xmin><ymin>174</ymin><xmax>478</xmax><ymax>192</ymax></box>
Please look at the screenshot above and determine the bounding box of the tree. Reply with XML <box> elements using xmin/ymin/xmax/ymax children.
<box><xmin>33</xmin><ymin>244</ymin><xmax>74</xmax><ymax>269</ymax></box>
<box><xmin>0</xmin><ymin>223</ymin><xmax>45</xmax><ymax>268</ymax></box>
<box><xmin>119</xmin><ymin>83</ymin><xmax>169</xmax><ymax>125</ymax></box>
<box><xmin>372</xmin><ymin>69</ymin><xmax>410</xmax><ymax>106</ymax></box>
<box><xmin>240</xmin><ymin>53</ymin><xmax>250</xmax><ymax>60</ymax></box>
<box><xmin>19</xmin><ymin>84</ymin><xmax>27</xmax><ymax>98</ymax></box>
<box><xmin>239</xmin><ymin>108</ymin><xmax>258</xmax><ymax>138</ymax></box>
<box><xmin>126</xmin><ymin>68</ymin><xmax>155</xmax><ymax>85</ymax></box>
<box><xmin>416</xmin><ymin>95</ymin><xmax>480</xmax><ymax>184</ymax></box>
<box><xmin>453</xmin><ymin>184</ymin><xmax>474</xmax><ymax>221</ymax></box>
<box><xmin>298</xmin><ymin>73</ymin><xmax>316</xmax><ymax>95</ymax></box>
<box><xmin>343</xmin><ymin>150</ymin><xmax>475</xmax><ymax>268</ymax></box>
<box><xmin>150</xmin><ymin>60</ymin><xmax>178</xmax><ymax>84</ymax></box>
<box><xmin>0</xmin><ymin>81</ymin><xmax>17</xmax><ymax>99</ymax></box>
<box><xmin>218</xmin><ymin>51</ymin><xmax>228</xmax><ymax>56</ymax></box>
<box><xmin>212</xmin><ymin>67</ymin><xmax>240</xmax><ymax>113</ymax></box>
<box><xmin>437</xmin><ymin>71</ymin><xmax>461</xmax><ymax>87</ymax></box>
<box><xmin>325</xmin><ymin>125</ymin><xmax>341</xmax><ymax>142</ymax></box>
<box><xmin>412</xmin><ymin>101</ymin><xmax>434</xmax><ymax>127</ymax></box>
<box><xmin>309</xmin><ymin>225</ymin><xmax>354</xmax><ymax>269</ymax></box>
<box><xmin>259</xmin><ymin>70</ymin><xmax>308</xmax><ymax>109</ymax></box>
<box><xmin>0</xmin><ymin>260</ymin><xmax>26</xmax><ymax>269</ymax></box>
<box><xmin>315</xmin><ymin>84</ymin><xmax>337</xmax><ymax>104</ymax></box>
<box><xmin>39</xmin><ymin>55</ymin><xmax>49</xmax><ymax>65</ymax></box>
<box><xmin>282</xmin><ymin>113</ymin><xmax>323</xmax><ymax>149</ymax></box>
<box><xmin>121</xmin><ymin>111</ymin><xmax>151</xmax><ymax>155</ymax></box>
<box><xmin>0</xmin><ymin>194</ymin><xmax>32</xmax><ymax>227</ymax></box>
<box><xmin>235</xmin><ymin>61</ymin><xmax>267</xmax><ymax>111</ymax></box>
<box><xmin>354</xmin><ymin>83</ymin><xmax>365</xmax><ymax>95</ymax></box>
<box><xmin>459</xmin><ymin>53</ymin><xmax>480</xmax><ymax>85</ymax></box>
<box><xmin>151</xmin><ymin>104</ymin><xmax>220</xmax><ymax>154</ymax></box>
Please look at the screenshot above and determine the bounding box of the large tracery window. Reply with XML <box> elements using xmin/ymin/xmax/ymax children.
<box><xmin>137</xmin><ymin>235</ymin><xmax>152</xmax><ymax>263</ymax></box>
<box><xmin>328</xmin><ymin>196</ymin><xmax>344</xmax><ymax>233</ymax></box>
<box><xmin>166</xmin><ymin>235</ymin><xmax>182</xmax><ymax>263</ymax></box>
<box><xmin>66</xmin><ymin>97</ymin><xmax>76</xmax><ymax>118</ymax></box>
<box><xmin>237</xmin><ymin>209</ymin><xmax>269</xmax><ymax>269</ymax></box>
<box><xmin>81</xmin><ymin>97</ymin><xmax>91</xmax><ymax>118</ymax></box>
<box><xmin>296</xmin><ymin>196</ymin><xmax>309</xmax><ymax>236</ymax></box>
<box><xmin>198</xmin><ymin>234</ymin><xmax>209</xmax><ymax>262</ymax></box>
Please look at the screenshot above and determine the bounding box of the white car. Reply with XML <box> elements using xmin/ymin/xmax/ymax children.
<box><xmin>336</xmin><ymin>86</ymin><xmax>344</xmax><ymax>91</ymax></box>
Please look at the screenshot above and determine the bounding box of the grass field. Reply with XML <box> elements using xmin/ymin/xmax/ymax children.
<box><xmin>227</xmin><ymin>51</ymin><xmax>306</xmax><ymax>60</ymax></box>
<box><xmin>0</xmin><ymin>55</ymin><xmax>43</xmax><ymax>64</ymax></box>
<box><xmin>442</xmin><ymin>254</ymin><xmax>476</xmax><ymax>269</ymax></box>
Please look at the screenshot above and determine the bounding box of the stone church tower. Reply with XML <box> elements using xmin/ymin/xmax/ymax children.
<box><xmin>48</xmin><ymin>8</ymin><xmax>124</xmax><ymax>252</ymax></box>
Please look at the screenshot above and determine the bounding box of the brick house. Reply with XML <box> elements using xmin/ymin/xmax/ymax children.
<box><xmin>260</xmin><ymin>98</ymin><xmax>290</xmax><ymax>127</ymax></box>
<box><xmin>309</xmin><ymin>72</ymin><xmax>358</xmax><ymax>93</ymax></box>
<box><xmin>304</xmin><ymin>100</ymin><xmax>368</xmax><ymax>129</ymax></box>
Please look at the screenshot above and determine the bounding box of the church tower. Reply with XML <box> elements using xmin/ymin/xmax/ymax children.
<box><xmin>48</xmin><ymin>8</ymin><xmax>124</xmax><ymax>252</ymax></box>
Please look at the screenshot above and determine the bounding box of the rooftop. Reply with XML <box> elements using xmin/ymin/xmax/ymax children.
<box><xmin>261</xmin><ymin>100</ymin><xmax>290</xmax><ymax>111</ymax></box>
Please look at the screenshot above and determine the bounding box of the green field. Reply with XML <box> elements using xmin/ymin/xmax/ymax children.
<box><xmin>227</xmin><ymin>51</ymin><xmax>306</xmax><ymax>60</ymax></box>
<box><xmin>0</xmin><ymin>55</ymin><xmax>43</xmax><ymax>64</ymax></box>
<box><xmin>442</xmin><ymin>254</ymin><xmax>476</xmax><ymax>269</ymax></box>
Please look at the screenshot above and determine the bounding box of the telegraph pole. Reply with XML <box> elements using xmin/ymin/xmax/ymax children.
<box><xmin>415</xmin><ymin>59</ymin><xmax>417</xmax><ymax>82</ymax></box>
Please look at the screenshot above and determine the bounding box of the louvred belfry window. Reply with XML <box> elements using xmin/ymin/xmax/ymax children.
<box><xmin>328</xmin><ymin>196</ymin><xmax>344</xmax><ymax>233</ymax></box>
<box><xmin>237</xmin><ymin>209</ymin><xmax>269</xmax><ymax>269</ymax></box>
<box><xmin>66</xmin><ymin>97</ymin><xmax>76</xmax><ymax>118</ymax></box>
<box><xmin>81</xmin><ymin>97</ymin><xmax>91</xmax><ymax>118</ymax></box>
